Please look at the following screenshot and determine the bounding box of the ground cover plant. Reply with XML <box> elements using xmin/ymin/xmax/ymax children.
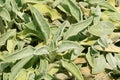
<box><xmin>0</xmin><ymin>0</ymin><xmax>120</xmax><ymax>80</ymax></box>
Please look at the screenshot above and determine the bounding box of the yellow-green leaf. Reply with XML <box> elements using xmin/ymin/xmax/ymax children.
<box><xmin>7</xmin><ymin>37</ymin><xmax>17</xmax><ymax>53</ymax></box>
<box><xmin>15</xmin><ymin>69</ymin><xmax>27</xmax><ymax>80</ymax></box>
<box><xmin>33</xmin><ymin>4</ymin><xmax>61</xmax><ymax>20</ymax></box>
<box><xmin>108</xmin><ymin>0</ymin><xmax>115</xmax><ymax>7</ymax></box>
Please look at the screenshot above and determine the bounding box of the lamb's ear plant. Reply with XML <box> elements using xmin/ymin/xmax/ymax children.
<box><xmin>0</xmin><ymin>0</ymin><xmax>120</xmax><ymax>80</ymax></box>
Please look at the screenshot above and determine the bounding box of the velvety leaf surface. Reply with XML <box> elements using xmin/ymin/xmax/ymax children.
<box><xmin>0</xmin><ymin>0</ymin><xmax>120</xmax><ymax>80</ymax></box>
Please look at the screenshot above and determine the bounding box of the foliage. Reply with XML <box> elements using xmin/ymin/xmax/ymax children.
<box><xmin>0</xmin><ymin>0</ymin><xmax>120</xmax><ymax>80</ymax></box>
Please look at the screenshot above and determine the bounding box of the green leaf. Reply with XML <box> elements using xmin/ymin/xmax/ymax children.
<box><xmin>15</xmin><ymin>69</ymin><xmax>27</xmax><ymax>80</ymax></box>
<box><xmin>64</xmin><ymin>16</ymin><xmax>93</xmax><ymax>39</ymax></box>
<box><xmin>9</xmin><ymin>0</ymin><xmax>25</xmax><ymax>21</ymax></box>
<box><xmin>10</xmin><ymin>0</ymin><xmax>18</xmax><ymax>12</ymax></box>
<box><xmin>57</xmin><ymin>3</ymin><xmax>70</xmax><ymax>14</ymax></box>
<box><xmin>86</xmin><ymin>48</ymin><xmax>94</xmax><ymax>67</ymax></box>
<box><xmin>91</xmin><ymin>6</ymin><xmax>101</xmax><ymax>24</ymax></box>
<box><xmin>47</xmin><ymin>64</ymin><xmax>59</xmax><ymax>76</ymax></box>
<box><xmin>40</xmin><ymin>58</ymin><xmax>48</xmax><ymax>73</ymax></box>
<box><xmin>88</xmin><ymin>21</ymin><xmax>115</xmax><ymax>37</ymax></box>
<box><xmin>65</xmin><ymin>0</ymin><xmax>83</xmax><ymax>21</ymax></box>
<box><xmin>18</xmin><ymin>26</ymin><xmax>42</xmax><ymax>40</ymax></box>
<box><xmin>0</xmin><ymin>62</ymin><xmax>9</xmax><ymax>72</ymax></box>
<box><xmin>4</xmin><ymin>0</ymin><xmax>12</xmax><ymax>12</ymax></box>
<box><xmin>33</xmin><ymin>4</ymin><xmax>61</xmax><ymax>20</ymax></box>
<box><xmin>25</xmin><ymin>21</ymin><xmax>36</xmax><ymax>31</ymax></box>
<box><xmin>15</xmin><ymin>68</ymin><xmax>35</xmax><ymax>80</ymax></box>
<box><xmin>21</xmin><ymin>0</ymin><xmax>41</xmax><ymax>4</ymax></box>
<box><xmin>57</xmin><ymin>41</ymin><xmax>84</xmax><ymax>60</ymax></box>
<box><xmin>9</xmin><ymin>56</ymin><xmax>33</xmax><ymax>80</ymax></box>
<box><xmin>53</xmin><ymin>21</ymin><xmax>68</xmax><ymax>45</ymax></box>
<box><xmin>38</xmin><ymin>58</ymin><xmax>48</xmax><ymax>79</ymax></box>
<box><xmin>102</xmin><ymin>11</ymin><xmax>120</xmax><ymax>22</ymax></box>
<box><xmin>52</xmin><ymin>0</ymin><xmax>63</xmax><ymax>8</ymax></box>
<box><xmin>115</xmin><ymin>54</ymin><xmax>120</xmax><ymax>68</ymax></box>
<box><xmin>57</xmin><ymin>41</ymin><xmax>84</xmax><ymax>52</ymax></box>
<box><xmin>61</xmin><ymin>60</ymin><xmax>84</xmax><ymax>80</ymax></box>
<box><xmin>92</xmin><ymin>55</ymin><xmax>106</xmax><ymax>74</ymax></box>
<box><xmin>7</xmin><ymin>37</ymin><xmax>17</xmax><ymax>53</ymax></box>
<box><xmin>48</xmin><ymin>40</ymin><xmax>56</xmax><ymax>52</ymax></box>
<box><xmin>112</xmin><ymin>69</ymin><xmax>120</xmax><ymax>75</ymax></box>
<box><xmin>80</xmin><ymin>38</ymin><xmax>97</xmax><ymax>46</ymax></box>
<box><xmin>0</xmin><ymin>8</ymin><xmax>11</xmax><ymax>21</ymax></box>
<box><xmin>34</xmin><ymin>46</ymin><xmax>49</xmax><ymax>55</ymax></box>
<box><xmin>3</xmin><ymin>73</ymin><xmax>9</xmax><ymax>80</ymax></box>
<box><xmin>0</xmin><ymin>0</ymin><xmax>4</xmax><ymax>5</ymax></box>
<box><xmin>0</xmin><ymin>29</ymin><xmax>16</xmax><ymax>47</ymax></box>
<box><xmin>97</xmin><ymin>36</ymin><xmax>110</xmax><ymax>48</ymax></box>
<box><xmin>29</xmin><ymin>5</ymin><xmax>50</xmax><ymax>42</ymax></box>
<box><xmin>71</xmin><ymin>48</ymin><xmax>84</xmax><ymax>60</ymax></box>
<box><xmin>87</xmin><ymin>0</ymin><xmax>116</xmax><ymax>11</ymax></box>
<box><xmin>106</xmin><ymin>53</ymin><xmax>117</xmax><ymax>68</ymax></box>
<box><xmin>0</xmin><ymin>18</ymin><xmax>5</xmax><ymax>34</ymax></box>
<box><xmin>4</xmin><ymin>46</ymin><xmax>34</xmax><ymax>62</ymax></box>
<box><xmin>26</xmin><ymin>68</ymin><xmax>35</xmax><ymax>80</ymax></box>
<box><xmin>17</xmin><ymin>41</ymin><xmax>26</xmax><ymax>50</ymax></box>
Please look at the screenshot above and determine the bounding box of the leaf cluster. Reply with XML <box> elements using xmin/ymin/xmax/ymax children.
<box><xmin>0</xmin><ymin>0</ymin><xmax>120</xmax><ymax>80</ymax></box>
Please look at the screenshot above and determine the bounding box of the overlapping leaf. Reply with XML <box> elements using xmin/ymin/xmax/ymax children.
<box><xmin>64</xmin><ymin>16</ymin><xmax>93</xmax><ymax>39</ymax></box>
<box><xmin>29</xmin><ymin>5</ymin><xmax>50</xmax><ymax>42</ymax></box>
<box><xmin>88</xmin><ymin>21</ymin><xmax>115</xmax><ymax>37</ymax></box>
<box><xmin>87</xmin><ymin>0</ymin><xmax>116</xmax><ymax>11</ymax></box>
<box><xmin>4</xmin><ymin>46</ymin><xmax>34</xmax><ymax>62</ymax></box>
<box><xmin>33</xmin><ymin>4</ymin><xmax>61</xmax><ymax>20</ymax></box>
<box><xmin>0</xmin><ymin>29</ymin><xmax>16</xmax><ymax>47</ymax></box>
<box><xmin>61</xmin><ymin>60</ymin><xmax>84</xmax><ymax>80</ymax></box>
<box><xmin>0</xmin><ymin>0</ymin><xmax>120</xmax><ymax>80</ymax></box>
<box><xmin>9</xmin><ymin>56</ymin><xmax>33</xmax><ymax>80</ymax></box>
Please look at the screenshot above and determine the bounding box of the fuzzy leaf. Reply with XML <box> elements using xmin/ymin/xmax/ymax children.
<box><xmin>57</xmin><ymin>41</ymin><xmax>84</xmax><ymax>52</ymax></box>
<box><xmin>33</xmin><ymin>4</ymin><xmax>61</xmax><ymax>20</ymax></box>
<box><xmin>0</xmin><ymin>8</ymin><xmax>11</xmax><ymax>21</ymax></box>
<box><xmin>87</xmin><ymin>0</ymin><xmax>116</xmax><ymax>11</ymax></box>
<box><xmin>92</xmin><ymin>55</ymin><xmax>106</xmax><ymax>74</ymax></box>
<box><xmin>4</xmin><ymin>46</ymin><xmax>34</xmax><ymax>62</ymax></box>
<box><xmin>61</xmin><ymin>60</ymin><xmax>84</xmax><ymax>80</ymax></box>
<box><xmin>9</xmin><ymin>56</ymin><xmax>33</xmax><ymax>80</ymax></box>
<box><xmin>106</xmin><ymin>53</ymin><xmax>117</xmax><ymax>68</ymax></box>
<box><xmin>34</xmin><ymin>46</ymin><xmax>49</xmax><ymax>55</ymax></box>
<box><xmin>30</xmin><ymin>5</ymin><xmax>50</xmax><ymax>42</ymax></box>
<box><xmin>0</xmin><ymin>29</ymin><xmax>16</xmax><ymax>47</ymax></box>
<box><xmin>65</xmin><ymin>0</ymin><xmax>83</xmax><ymax>21</ymax></box>
<box><xmin>53</xmin><ymin>21</ymin><xmax>68</xmax><ymax>45</ymax></box>
<box><xmin>88</xmin><ymin>21</ymin><xmax>115</xmax><ymax>37</ymax></box>
<box><xmin>64</xmin><ymin>16</ymin><xmax>93</xmax><ymax>39</ymax></box>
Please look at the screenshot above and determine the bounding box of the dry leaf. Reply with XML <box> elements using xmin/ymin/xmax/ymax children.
<box><xmin>94</xmin><ymin>44</ymin><xmax>120</xmax><ymax>53</ymax></box>
<box><xmin>80</xmin><ymin>66</ymin><xmax>91</xmax><ymax>77</ymax></box>
<box><xmin>94</xmin><ymin>72</ymin><xmax>110</xmax><ymax>80</ymax></box>
<box><xmin>74</xmin><ymin>57</ymin><xmax>87</xmax><ymax>64</ymax></box>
